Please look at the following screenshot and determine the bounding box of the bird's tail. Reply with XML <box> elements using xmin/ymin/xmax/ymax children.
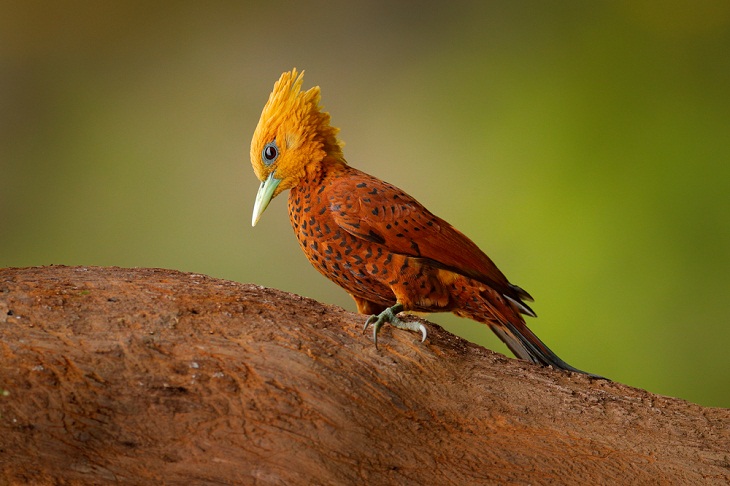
<box><xmin>486</xmin><ymin>318</ymin><xmax>604</xmax><ymax>379</ymax></box>
<box><xmin>459</xmin><ymin>284</ymin><xmax>605</xmax><ymax>379</ymax></box>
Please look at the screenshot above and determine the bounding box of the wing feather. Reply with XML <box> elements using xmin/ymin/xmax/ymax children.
<box><xmin>327</xmin><ymin>168</ymin><xmax>530</xmax><ymax>306</ymax></box>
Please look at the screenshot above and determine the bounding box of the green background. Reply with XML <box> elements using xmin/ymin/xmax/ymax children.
<box><xmin>2</xmin><ymin>1</ymin><xmax>729</xmax><ymax>408</ymax></box>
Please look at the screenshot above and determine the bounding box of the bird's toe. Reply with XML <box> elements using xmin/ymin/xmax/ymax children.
<box><xmin>362</xmin><ymin>303</ymin><xmax>427</xmax><ymax>348</ymax></box>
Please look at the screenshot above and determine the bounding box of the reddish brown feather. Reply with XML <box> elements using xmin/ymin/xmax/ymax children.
<box><xmin>328</xmin><ymin>166</ymin><xmax>518</xmax><ymax>301</ymax></box>
<box><xmin>288</xmin><ymin>159</ymin><xmax>529</xmax><ymax>316</ymax></box>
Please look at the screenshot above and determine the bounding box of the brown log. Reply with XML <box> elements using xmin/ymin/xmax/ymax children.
<box><xmin>0</xmin><ymin>266</ymin><xmax>727</xmax><ymax>485</ymax></box>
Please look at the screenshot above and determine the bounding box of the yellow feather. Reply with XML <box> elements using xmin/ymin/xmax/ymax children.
<box><xmin>250</xmin><ymin>69</ymin><xmax>344</xmax><ymax>198</ymax></box>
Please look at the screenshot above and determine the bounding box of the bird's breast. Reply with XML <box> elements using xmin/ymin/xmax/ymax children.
<box><xmin>288</xmin><ymin>183</ymin><xmax>395</xmax><ymax>306</ymax></box>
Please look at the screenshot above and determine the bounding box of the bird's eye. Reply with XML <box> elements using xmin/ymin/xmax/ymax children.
<box><xmin>262</xmin><ymin>140</ymin><xmax>279</xmax><ymax>165</ymax></box>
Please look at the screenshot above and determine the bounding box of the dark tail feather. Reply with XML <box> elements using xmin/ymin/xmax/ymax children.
<box><xmin>488</xmin><ymin>320</ymin><xmax>606</xmax><ymax>379</ymax></box>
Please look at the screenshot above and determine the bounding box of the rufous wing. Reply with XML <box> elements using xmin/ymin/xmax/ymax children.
<box><xmin>327</xmin><ymin>168</ymin><xmax>529</xmax><ymax>305</ymax></box>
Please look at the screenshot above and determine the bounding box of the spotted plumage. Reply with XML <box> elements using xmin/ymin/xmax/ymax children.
<box><xmin>250</xmin><ymin>69</ymin><xmax>601</xmax><ymax>377</ymax></box>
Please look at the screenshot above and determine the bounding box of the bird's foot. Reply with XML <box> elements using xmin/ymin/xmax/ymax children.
<box><xmin>363</xmin><ymin>303</ymin><xmax>427</xmax><ymax>349</ymax></box>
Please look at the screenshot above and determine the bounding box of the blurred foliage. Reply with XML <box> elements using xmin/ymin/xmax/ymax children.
<box><xmin>1</xmin><ymin>1</ymin><xmax>729</xmax><ymax>407</ymax></box>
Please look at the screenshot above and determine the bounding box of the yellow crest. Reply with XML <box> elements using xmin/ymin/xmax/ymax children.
<box><xmin>250</xmin><ymin>69</ymin><xmax>344</xmax><ymax>189</ymax></box>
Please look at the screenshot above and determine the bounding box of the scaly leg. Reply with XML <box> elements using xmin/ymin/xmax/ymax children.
<box><xmin>363</xmin><ymin>303</ymin><xmax>427</xmax><ymax>349</ymax></box>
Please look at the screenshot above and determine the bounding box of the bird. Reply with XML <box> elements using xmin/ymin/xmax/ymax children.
<box><xmin>249</xmin><ymin>69</ymin><xmax>601</xmax><ymax>377</ymax></box>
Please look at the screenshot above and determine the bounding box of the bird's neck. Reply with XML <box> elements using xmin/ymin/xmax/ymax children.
<box><xmin>301</xmin><ymin>154</ymin><xmax>349</xmax><ymax>187</ymax></box>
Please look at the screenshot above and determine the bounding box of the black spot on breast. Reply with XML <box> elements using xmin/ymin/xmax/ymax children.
<box><xmin>371</xmin><ymin>207</ymin><xmax>379</xmax><ymax>216</ymax></box>
<box><xmin>356</xmin><ymin>182</ymin><xmax>367</xmax><ymax>188</ymax></box>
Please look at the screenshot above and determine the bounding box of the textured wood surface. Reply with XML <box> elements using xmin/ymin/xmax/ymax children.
<box><xmin>0</xmin><ymin>266</ymin><xmax>728</xmax><ymax>484</ymax></box>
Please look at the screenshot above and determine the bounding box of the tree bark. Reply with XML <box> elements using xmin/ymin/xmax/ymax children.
<box><xmin>0</xmin><ymin>266</ymin><xmax>727</xmax><ymax>485</ymax></box>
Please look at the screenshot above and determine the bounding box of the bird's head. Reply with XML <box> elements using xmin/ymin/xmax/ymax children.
<box><xmin>250</xmin><ymin>69</ymin><xmax>343</xmax><ymax>226</ymax></box>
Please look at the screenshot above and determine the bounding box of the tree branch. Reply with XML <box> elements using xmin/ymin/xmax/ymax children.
<box><xmin>0</xmin><ymin>266</ymin><xmax>727</xmax><ymax>484</ymax></box>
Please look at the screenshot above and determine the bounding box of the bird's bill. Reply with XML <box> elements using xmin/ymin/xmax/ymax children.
<box><xmin>251</xmin><ymin>172</ymin><xmax>282</xmax><ymax>226</ymax></box>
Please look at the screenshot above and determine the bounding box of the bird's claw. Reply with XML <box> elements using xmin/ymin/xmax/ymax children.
<box><xmin>362</xmin><ymin>303</ymin><xmax>427</xmax><ymax>349</ymax></box>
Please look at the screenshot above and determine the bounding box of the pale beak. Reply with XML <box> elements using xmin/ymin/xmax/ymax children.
<box><xmin>252</xmin><ymin>172</ymin><xmax>282</xmax><ymax>226</ymax></box>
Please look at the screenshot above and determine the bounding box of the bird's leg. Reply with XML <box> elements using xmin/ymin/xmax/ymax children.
<box><xmin>363</xmin><ymin>303</ymin><xmax>427</xmax><ymax>349</ymax></box>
